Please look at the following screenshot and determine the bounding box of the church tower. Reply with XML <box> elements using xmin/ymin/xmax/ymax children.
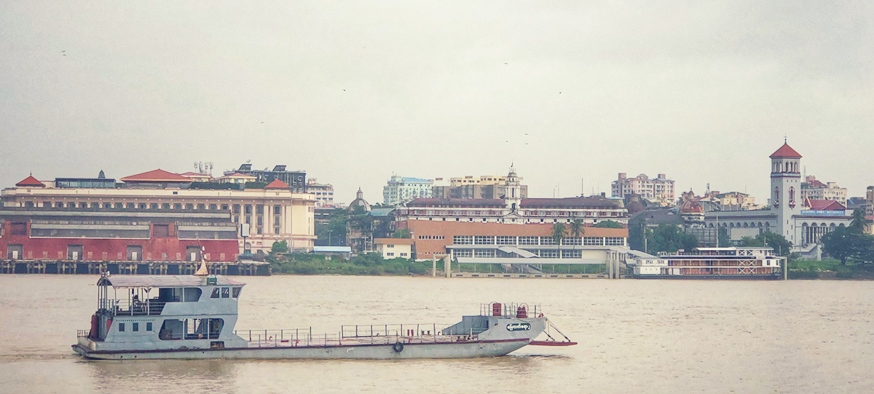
<box><xmin>504</xmin><ymin>164</ymin><xmax>522</xmax><ymax>212</ymax></box>
<box><xmin>769</xmin><ymin>140</ymin><xmax>802</xmax><ymax>245</ymax></box>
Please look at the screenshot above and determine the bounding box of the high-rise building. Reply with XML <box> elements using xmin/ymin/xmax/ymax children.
<box><xmin>611</xmin><ymin>173</ymin><xmax>675</xmax><ymax>205</ymax></box>
<box><xmin>383</xmin><ymin>176</ymin><xmax>433</xmax><ymax>206</ymax></box>
<box><xmin>801</xmin><ymin>175</ymin><xmax>847</xmax><ymax>205</ymax></box>
<box><xmin>230</xmin><ymin>164</ymin><xmax>307</xmax><ymax>192</ymax></box>
<box><xmin>432</xmin><ymin>174</ymin><xmax>529</xmax><ymax>200</ymax></box>
<box><xmin>306</xmin><ymin>179</ymin><xmax>334</xmax><ymax>207</ymax></box>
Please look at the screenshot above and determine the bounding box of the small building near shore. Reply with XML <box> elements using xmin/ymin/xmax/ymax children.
<box><xmin>374</xmin><ymin>238</ymin><xmax>413</xmax><ymax>259</ymax></box>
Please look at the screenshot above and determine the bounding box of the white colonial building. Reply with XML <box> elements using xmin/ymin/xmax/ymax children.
<box><xmin>704</xmin><ymin>142</ymin><xmax>852</xmax><ymax>254</ymax></box>
<box><xmin>397</xmin><ymin>166</ymin><xmax>628</xmax><ymax>226</ymax></box>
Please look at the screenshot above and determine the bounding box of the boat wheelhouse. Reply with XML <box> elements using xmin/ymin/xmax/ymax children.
<box><xmin>628</xmin><ymin>247</ymin><xmax>786</xmax><ymax>279</ymax></box>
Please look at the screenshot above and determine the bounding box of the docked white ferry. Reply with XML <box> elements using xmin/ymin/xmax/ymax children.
<box><xmin>72</xmin><ymin>274</ymin><xmax>574</xmax><ymax>360</ymax></box>
<box><xmin>628</xmin><ymin>247</ymin><xmax>786</xmax><ymax>279</ymax></box>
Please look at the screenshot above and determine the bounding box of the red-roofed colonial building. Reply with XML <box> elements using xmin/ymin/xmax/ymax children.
<box><xmin>1</xmin><ymin>168</ymin><xmax>316</xmax><ymax>260</ymax></box>
<box><xmin>704</xmin><ymin>141</ymin><xmax>853</xmax><ymax>254</ymax></box>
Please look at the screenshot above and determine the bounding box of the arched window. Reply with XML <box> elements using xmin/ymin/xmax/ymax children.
<box><xmin>773</xmin><ymin>186</ymin><xmax>780</xmax><ymax>208</ymax></box>
<box><xmin>789</xmin><ymin>187</ymin><xmax>796</xmax><ymax>208</ymax></box>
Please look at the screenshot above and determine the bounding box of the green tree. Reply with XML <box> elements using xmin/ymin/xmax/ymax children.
<box><xmin>738</xmin><ymin>232</ymin><xmax>792</xmax><ymax>256</ymax></box>
<box><xmin>592</xmin><ymin>220</ymin><xmax>623</xmax><ymax>229</ymax></box>
<box><xmin>271</xmin><ymin>240</ymin><xmax>289</xmax><ymax>253</ymax></box>
<box><xmin>646</xmin><ymin>224</ymin><xmax>698</xmax><ymax>254</ymax></box>
<box><xmin>569</xmin><ymin>219</ymin><xmax>585</xmax><ymax>240</ymax></box>
<box><xmin>717</xmin><ymin>227</ymin><xmax>731</xmax><ymax>247</ymax></box>
<box><xmin>629</xmin><ymin>223</ymin><xmax>646</xmax><ymax>252</ymax></box>
<box><xmin>850</xmin><ymin>208</ymin><xmax>872</xmax><ymax>232</ymax></box>
<box><xmin>822</xmin><ymin>226</ymin><xmax>858</xmax><ymax>265</ymax></box>
<box><xmin>316</xmin><ymin>208</ymin><xmax>351</xmax><ymax>246</ymax></box>
<box><xmin>391</xmin><ymin>229</ymin><xmax>410</xmax><ymax>238</ymax></box>
<box><xmin>822</xmin><ymin>222</ymin><xmax>874</xmax><ymax>265</ymax></box>
<box><xmin>552</xmin><ymin>223</ymin><xmax>567</xmax><ymax>246</ymax></box>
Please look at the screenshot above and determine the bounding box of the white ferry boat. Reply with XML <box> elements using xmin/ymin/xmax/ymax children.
<box><xmin>72</xmin><ymin>274</ymin><xmax>575</xmax><ymax>360</ymax></box>
<box><xmin>628</xmin><ymin>247</ymin><xmax>786</xmax><ymax>279</ymax></box>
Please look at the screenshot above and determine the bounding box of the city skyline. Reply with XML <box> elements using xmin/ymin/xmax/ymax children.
<box><xmin>1</xmin><ymin>1</ymin><xmax>871</xmax><ymax>204</ymax></box>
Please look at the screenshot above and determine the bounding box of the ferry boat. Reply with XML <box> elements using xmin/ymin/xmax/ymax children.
<box><xmin>72</xmin><ymin>274</ymin><xmax>575</xmax><ymax>360</ymax></box>
<box><xmin>628</xmin><ymin>247</ymin><xmax>786</xmax><ymax>279</ymax></box>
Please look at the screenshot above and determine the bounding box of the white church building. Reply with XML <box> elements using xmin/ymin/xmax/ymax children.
<box><xmin>704</xmin><ymin>141</ymin><xmax>852</xmax><ymax>255</ymax></box>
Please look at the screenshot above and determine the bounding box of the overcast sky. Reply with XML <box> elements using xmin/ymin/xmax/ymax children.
<box><xmin>1</xmin><ymin>1</ymin><xmax>872</xmax><ymax>204</ymax></box>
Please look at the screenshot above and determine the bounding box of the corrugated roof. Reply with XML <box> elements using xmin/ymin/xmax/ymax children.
<box><xmin>521</xmin><ymin>196</ymin><xmax>620</xmax><ymax>209</ymax></box>
<box><xmin>98</xmin><ymin>275</ymin><xmax>245</xmax><ymax>288</ymax></box>
<box><xmin>369</xmin><ymin>208</ymin><xmax>395</xmax><ymax>217</ymax></box>
<box><xmin>313</xmin><ymin>246</ymin><xmax>352</xmax><ymax>253</ymax></box>
<box><xmin>121</xmin><ymin>169</ymin><xmax>193</xmax><ymax>183</ymax></box>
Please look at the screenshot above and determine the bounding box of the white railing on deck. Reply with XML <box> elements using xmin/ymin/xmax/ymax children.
<box><xmin>235</xmin><ymin>324</ymin><xmax>474</xmax><ymax>348</ymax></box>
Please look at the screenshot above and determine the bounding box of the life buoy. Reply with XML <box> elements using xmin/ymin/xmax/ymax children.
<box><xmin>392</xmin><ymin>342</ymin><xmax>404</xmax><ymax>353</ymax></box>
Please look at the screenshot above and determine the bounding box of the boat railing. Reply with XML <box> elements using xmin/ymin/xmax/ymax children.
<box><xmin>235</xmin><ymin>323</ymin><xmax>475</xmax><ymax>348</ymax></box>
<box><xmin>113</xmin><ymin>300</ymin><xmax>167</xmax><ymax>316</ymax></box>
<box><xmin>340</xmin><ymin>323</ymin><xmax>450</xmax><ymax>339</ymax></box>
<box><xmin>479</xmin><ymin>302</ymin><xmax>540</xmax><ymax>319</ymax></box>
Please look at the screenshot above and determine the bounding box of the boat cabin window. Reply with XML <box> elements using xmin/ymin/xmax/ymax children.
<box><xmin>146</xmin><ymin>322</ymin><xmax>153</xmax><ymax>331</ymax></box>
<box><xmin>232</xmin><ymin>287</ymin><xmax>242</xmax><ymax>298</ymax></box>
<box><xmin>222</xmin><ymin>287</ymin><xmax>230</xmax><ymax>298</ymax></box>
<box><xmin>211</xmin><ymin>288</ymin><xmax>220</xmax><ymax>298</ymax></box>
<box><xmin>159</xmin><ymin>318</ymin><xmax>223</xmax><ymax>340</ymax></box>
<box><xmin>118</xmin><ymin>323</ymin><xmax>125</xmax><ymax>332</ymax></box>
<box><xmin>133</xmin><ymin>323</ymin><xmax>139</xmax><ymax>332</ymax></box>
<box><xmin>158</xmin><ymin>287</ymin><xmax>203</xmax><ymax>303</ymax></box>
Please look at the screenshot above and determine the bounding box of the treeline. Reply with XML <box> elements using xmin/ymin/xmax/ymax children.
<box><xmin>266</xmin><ymin>252</ymin><xmax>436</xmax><ymax>276</ymax></box>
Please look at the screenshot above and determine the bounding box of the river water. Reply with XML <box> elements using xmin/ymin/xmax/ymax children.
<box><xmin>1</xmin><ymin>275</ymin><xmax>872</xmax><ymax>393</ymax></box>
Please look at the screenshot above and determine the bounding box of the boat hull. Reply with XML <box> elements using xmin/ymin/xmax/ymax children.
<box><xmin>72</xmin><ymin>338</ymin><xmax>530</xmax><ymax>360</ymax></box>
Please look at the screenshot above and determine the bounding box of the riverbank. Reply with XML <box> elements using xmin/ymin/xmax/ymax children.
<box><xmin>788</xmin><ymin>259</ymin><xmax>874</xmax><ymax>280</ymax></box>
<box><xmin>266</xmin><ymin>253</ymin><xmax>607</xmax><ymax>277</ymax></box>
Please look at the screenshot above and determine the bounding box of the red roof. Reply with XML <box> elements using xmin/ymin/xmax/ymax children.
<box><xmin>265</xmin><ymin>179</ymin><xmax>289</xmax><ymax>189</ymax></box>
<box><xmin>770</xmin><ymin>143</ymin><xmax>802</xmax><ymax>159</ymax></box>
<box><xmin>521</xmin><ymin>196</ymin><xmax>620</xmax><ymax>209</ymax></box>
<box><xmin>805</xmin><ymin>199</ymin><xmax>845</xmax><ymax>211</ymax></box>
<box><xmin>120</xmin><ymin>169</ymin><xmax>192</xmax><ymax>183</ymax></box>
<box><xmin>16</xmin><ymin>175</ymin><xmax>45</xmax><ymax>187</ymax></box>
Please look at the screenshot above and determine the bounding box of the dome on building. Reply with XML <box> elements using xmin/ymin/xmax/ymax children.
<box><xmin>680</xmin><ymin>199</ymin><xmax>703</xmax><ymax>214</ymax></box>
<box><xmin>348</xmin><ymin>188</ymin><xmax>371</xmax><ymax>212</ymax></box>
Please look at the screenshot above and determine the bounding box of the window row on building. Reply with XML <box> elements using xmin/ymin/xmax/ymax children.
<box><xmin>451</xmin><ymin>235</ymin><xmax>625</xmax><ymax>246</ymax></box>
<box><xmin>453</xmin><ymin>249</ymin><xmax>588</xmax><ymax>259</ymax></box>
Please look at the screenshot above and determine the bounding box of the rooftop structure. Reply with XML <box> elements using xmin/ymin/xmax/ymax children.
<box><xmin>383</xmin><ymin>175</ymin><xmax>433</xmax><ymax>206</ymax></box>
<box><xmin>229</xmin><ymin>164</ymin><xmax>306</xmax><ymax>193</ymax></box>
